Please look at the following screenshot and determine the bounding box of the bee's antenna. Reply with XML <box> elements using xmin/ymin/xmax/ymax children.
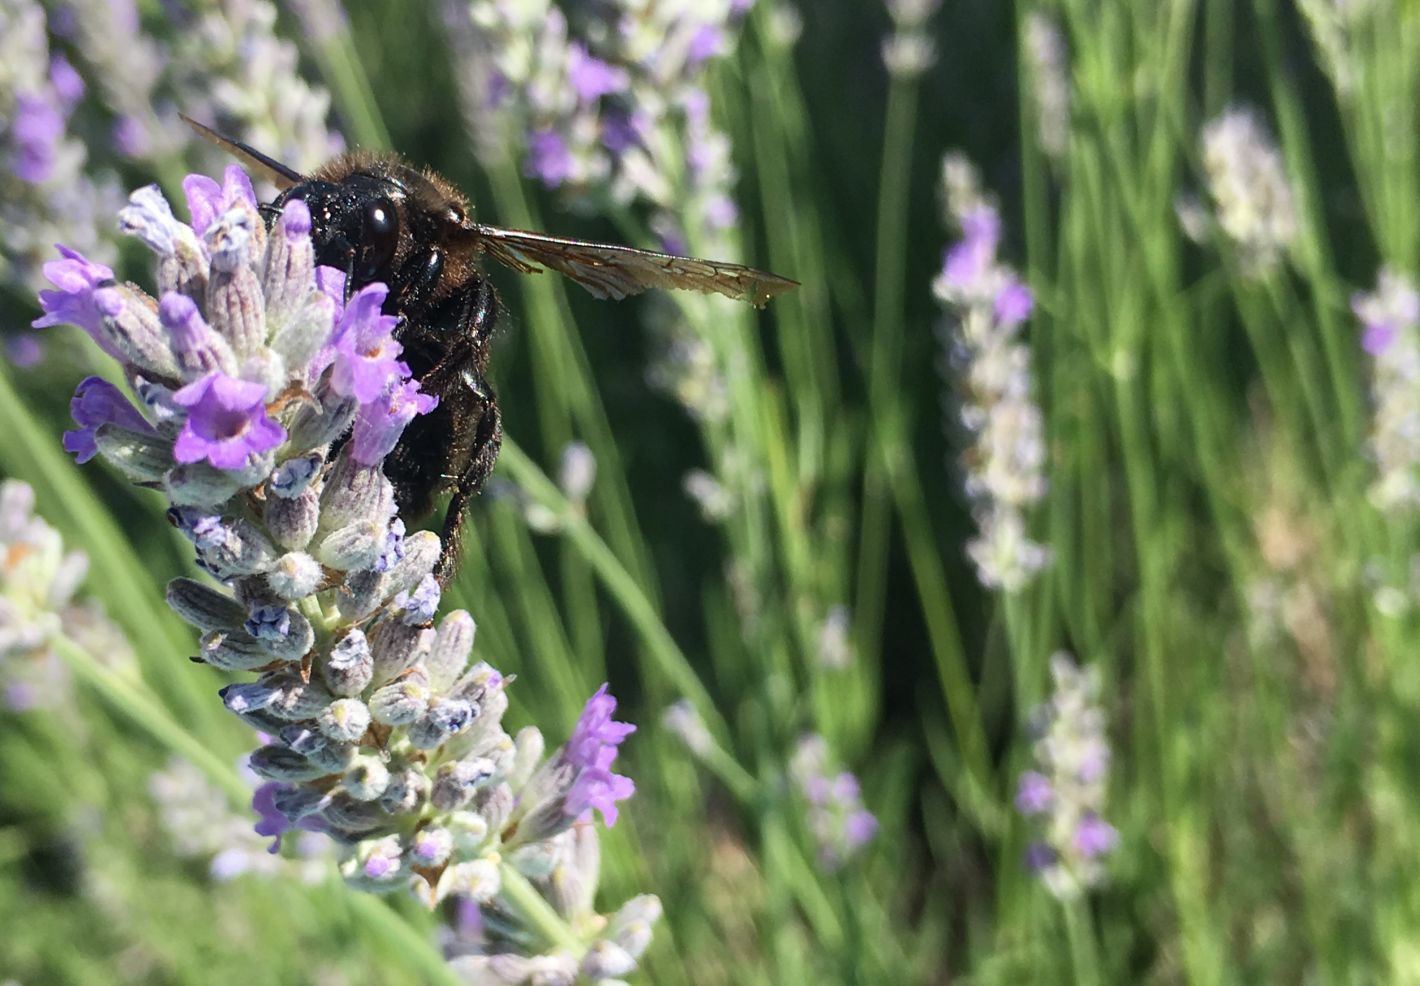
<box><xmin>180</xmin><ymin>114</ymin><xmax>308</xmax><ymax>189</ymax></box>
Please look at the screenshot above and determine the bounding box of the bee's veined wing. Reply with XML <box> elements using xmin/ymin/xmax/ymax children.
<box><xmin>180</xmin><ymin>114</ymin><xmax>307</xmax><ymax>189</ymax></box>
<box><xmin>469</xmin><ymin>224</ymin><xmax>798</xmax><ymax>308</ymax></box>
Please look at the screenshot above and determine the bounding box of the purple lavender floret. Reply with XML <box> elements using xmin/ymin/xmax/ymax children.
<box><xmin>183</xmin><ymin>165</ymin><xmax>259</xmax><ymax>237</ymax></box>
<box><xmin>564</xmin><ymin>684</ymin><xmax>637</xmax><ymax>826</ymax></box>
<box><xmin>330</xmin><ymin>283</ymin><xmax>407</xmax><ymax>403</ymax></box>
<box><xmin>351</xmin><ymin>379</ymin><xmax>438</xmax><ymax>466</ymax></box>
<box><xmin>63</xmin><ymin>376</ymin><xmax>155</xmax><ymax>464</ymax></box>
<box><xmin>526</xmin><ymin>130</ymin><xmax>575</xmax><ymax>187</ymax></box>
<box><xmin>171</xmin><ymin>372</ymin><xmax>286</xmax><ymax>470</ymax></box>
<box><xmin>32</xmin><ymin>247</ymin><xmax>117</xmax><ymax>339</ymax></box>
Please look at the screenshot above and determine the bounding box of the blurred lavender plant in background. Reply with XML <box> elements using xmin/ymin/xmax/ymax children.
<box><xmin>33</xmin><ymin>163</ymin><xmax>659</xmax><ymax>977</ymax></box>
<box><xmin>1198</xmin><ymin>107</ymin><xmax>1298</xmax><ymax>275</ymax></box>
<box><xmin>150</xmin><ymin>756</ymin><xmax>331</xmax><ymax>882</ymax></box>
<box><xmin>1354</xmin><ymin>269</ymin><xmax>1420</xmax><ymax>512</ymax></box>
<box><xmin>882</xmin><ymin>0</ymin><xmax>940</xmax><ymax>79</ymax></box>
<box><xmin>0</xmin><ymin>479</ymin><xmax>133</xmax><ymax>712</ymax></box>
<box><xmin>0</xmin><ymin>0</ymin><xmax>123</xmax><ymax>306</ymax></box>
<box><xmin>168</xmin><ymin>0</ymin><xmax>343</xmax><ymax>174</ymax></box>
<box><xmin>1022</xmin><ymin>11</ymin><xmax>1070</xmax><ymax>161</ymax></box>
<box><xmin>934</xmin><ymin>154</ymin><xmax>1049</xmax><ymax>592</ymax></box>
<box><xmin>788</xmin><ymin>734</ymin><xmax>878</xmax><ymax>871</ymax></box>
<box><xmin>1015</xmin><ymin>654</ymin><xmax>1117</xmax><ymax>899</ymax></box>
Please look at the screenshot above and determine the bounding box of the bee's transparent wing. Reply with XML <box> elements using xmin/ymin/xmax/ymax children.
<box><xmin>470</xmin><ymin>224</ymin><xmax>798</xmax><ymax>308</ymax></box>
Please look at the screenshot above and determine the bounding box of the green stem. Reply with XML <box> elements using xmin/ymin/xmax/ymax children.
<box><xmin>1062</xmin><ymin>897</ymin><xmax>1103</xmax><ymax>986</ymax></box>
<box><xmin>497</xmin><ymin>864</ymin><xmax>583</xmax><ymax>954</ymax></box>
<box><xmin>497</xmin><ymin>440</ymin><xmax>740</xmax><ymax>760</ymax></box>
<box><xmin>50</xmin><ymin>631</ymin><xmax>249</xmax><ymax>804</ymax></box>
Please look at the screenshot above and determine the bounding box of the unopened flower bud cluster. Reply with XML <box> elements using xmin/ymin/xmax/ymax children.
<box><xmin>933</xmin><ymin>154</ymin><xmax>1050</xmax><ymax>592</ymax></box>
<box><xmin>35</xmin><ymin>166</ymin><xmax>659</xmax><ymax>977</ymax></box>
<box><xmin>1014</xmin><ymin>654</ymin><xmax>1118</xmax><ymax>899</ymax></box>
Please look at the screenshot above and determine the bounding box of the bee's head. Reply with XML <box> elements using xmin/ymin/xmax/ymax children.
<box><xmin>274</xmin><ymin>173</ymin><xmax>409</xmax><ymax>289</ymax></box>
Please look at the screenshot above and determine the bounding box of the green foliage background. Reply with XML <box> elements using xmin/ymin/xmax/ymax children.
<box><xmin>4</xmin><ymin>0</ymin><xmax>1418</xmax><ymax>983</ymax></box>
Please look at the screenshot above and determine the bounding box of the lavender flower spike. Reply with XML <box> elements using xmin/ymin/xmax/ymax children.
<box><xmin>934</xmin><ymin>154</ymin><xmax>1050</xmax><ymax>591</ymax></box>
<box><xmin>39</xmin><ymin>164</ymin><xmax>660</xmax><ymax>979</ymax></box>
<box><xmin>1016</xmin><ymin>654</ymin><xmax>1117</xmax><ymax>898</ymax></box>
<box><xmin>789</xmin><ymin>735</ymin><xmax>879</xmax><ymax>870</ymax></box>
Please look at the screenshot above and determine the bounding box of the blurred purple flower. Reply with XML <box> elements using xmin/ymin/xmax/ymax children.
<box><xmin>112</xmin><ymin>115</ymin><xmax>151</xmax><ymax>159</ymax></box>
<box><xmin>995</xmin><ymin>279</ymin><xmax>1034</xmax><ymax>326</ymax></box>
<box><xmin>1015</xmin><ymin>770</ymin><xmax>1053</xmax><ymax>815</ymax></box>
<box><xmin>171</xmin><ymin>372</ymin><xmax>286</xmax><ymax>470</ymax></box>
<box><xmin>1073</xmin><ymin>813</ymin><xmax>1119</xmax><ymax>859</ymax></box>
<box><xmin>12</xmin><ymin>93</ymin><xmax>65</xmax><ymax>184</ymax></box>
<box><xmin>7</xmin><ymin>335</ymin><xmax>44</xmax><ymax>368</ymax></box>
<box><xmin>526</xmin><ymin>129</ymin><xmax>574</xmax><ymax>187</ymax></box>
<box><xmin>48</xmin><ymin>56</ymin><xmax>85</xmax><ymax>112</ymax></box>
<box><xmin>568</xmin><ymin>43</ymin><xmax>627</xmax><ymax>103</ymax></box>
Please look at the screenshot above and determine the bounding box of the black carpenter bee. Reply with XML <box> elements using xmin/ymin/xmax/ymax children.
<box><xmin>184</xmin><ymin>118</ymin><xmax>797</xmax><ymax>578</ymax></box>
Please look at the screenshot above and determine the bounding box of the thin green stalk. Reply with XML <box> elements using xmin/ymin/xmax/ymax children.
<box><xmin>857</xmin><ymin>71</ymin><xmax>921</xmax><ymax>688</ymax></box>
<box><xmin>1061</xmin><ymin>897</ymin><xmax>1103</xmax><ymax>986</ymax></box>
<box><xmin>497</xmin><ymin>865</ymin><xmax>583</xmax><ymax>953</ymax></box>
<box><xmin>50</xmin><ymin>631</ymin><xmax>249</xmax><ymax>804</ymax></box>
<box><xmin>497</xmin><ymin>439</ymin><xmax>738</xmax><ymax>756</ymax></box>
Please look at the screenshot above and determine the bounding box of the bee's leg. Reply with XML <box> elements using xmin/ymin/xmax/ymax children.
<box><xmin>434</xmin><ymin>389</ymin><xmax>502</xmax><ymax>585</ymax></box>
<box><xmin>417</xmin><ymin>277</ymin><xmax>500</xmax><ymax>383</ymax></box>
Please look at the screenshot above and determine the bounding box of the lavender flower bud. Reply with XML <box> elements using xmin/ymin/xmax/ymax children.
<box><xmin>269</xmin><ymin>453</ymin><xmax>322</xmax><ymax>499</ymax></box>
<box><xmin>335</xmin><ymin>569</ymin><xmax>385</xmax><ymax>622</ymax></box>
<box><xmin>93</xmin><ymin>425</ymin><xmax>173</xmax><ymax>482</ymax></box>
<box><xmin>431</xmin><ymin>757</ymin><xmax>496</xmax><ymax>811</ymax></box>
<box><xmin>317</xmin><ymin>697</ymin><xmax>372</xmax><ymax>743</ymax></box>
<box><xmin>262</xmin><ymin>200</ymin><xmax>317</xmax><ymax>327</ymax></box>
<box><xmin>410</xmin><ymin>826</ymin><xmax>454</xmax><ymax>867</ymax></box>
<box><xmin>264</xmin><ymin>484</ymin><xmax>322</xmax><ymax>550</ymax></box>
<box><xmin>447</xmin><ymin>811</ymin><xmax>491</xmax><ymax>851</ymax></box>
<box><xmin>250</xmin><ymin>606</ymin><xmax>315</xmax><ymax>663</ymax></box>
<box><xmin>164</xmin><ymin>461</ymin><xmax>243</xmax><ymax>507</ymax></box>
<box><xmin>409</xmin><ymin>697</ymin><xmax>477</xmax><ymax>750</ymax></box>
<box><xmin>319</xmin><ymin>454</ymin><xmax>395</xmax><ymax>532</ymax></box>
<box><xmin>265</xmin><ymin>551</ymin><xmax>325</xmax><ymax>600</ymax></box>
<box><xmin>315</xmin><ymin>520</ymin><xmax>384</xmax><ymax>571</ymax></box>
<box><xmin>379</xmin><ymin>765</ymin><xmax>430</xmax><ymax>815</ymax></box>
<box><xmin>343</xmin><ymin>756</ymin><xmax>391</xmax><ymax>801</ymax></box>
<box><xmin>198</xmin><ymin>629</ymin><xmax>278</xmax><ymax>672</ymax></box>
<box><xmin>204</xmin><ymin>210</ymin><xmax>267</xmax><ymax>357</ymax></box>
<box><xmin>166</xmin><ymin>577</ymin><xmax>246</xmax><ymax>632</ymax></box>
<box><xmin>323</xmin><ymin>629</ymin><xmax>374</xmax><ymax>695</ymax></box>
<box><xmin>248</xmin><ymin>744</ymin><xmax>328</xmax><ymax>782</ymax></box>
<box><xmin>368</xmin><ymin>670</ymin><xmax>430</xmax><ymax>726</ymax></box>
<box><xmin>369</xmin><ymin>620</ymin><xmax>432</xmax><ymax>683</ymax></box>
<box><xmin>427</xmin><ymin>609</ymin><xmax>476</xmax><ymax>691</ymax></box>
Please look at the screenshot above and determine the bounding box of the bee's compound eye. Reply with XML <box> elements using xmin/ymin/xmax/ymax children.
<box><xmin>360</xmin><ymin>198</ymin><xmax>399</xmax><ymax>274</ymax></box>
